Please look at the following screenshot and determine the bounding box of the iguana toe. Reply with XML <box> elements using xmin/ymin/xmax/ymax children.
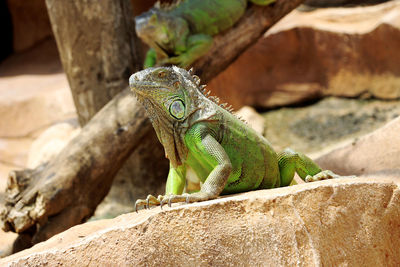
<box><xmin>305</xmin><ymin>170</ymin><xmax>341</xmax><ymax>182</ymax></box>
<box><xmin>135</xmin><ymin>194</ymin><xmax>160</xmax><ymax>212</ymax></box>
<box><xmin>159</xmin><ymin>192</ymin><xmax>217</xmax><ymax>208</ymax></box>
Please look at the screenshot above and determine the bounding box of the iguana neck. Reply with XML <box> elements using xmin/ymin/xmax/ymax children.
<box><xmin>150</xmin><ymin>92</ymin><xmax>218</xmax><ymax>168</ymax></box>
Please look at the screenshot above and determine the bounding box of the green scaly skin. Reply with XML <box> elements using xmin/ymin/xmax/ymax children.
<box><xmin>129</xmin><ymin>66</ymin><xmax>341</xmax><ymax>210</ymax></box>
<box><xmin>135</xmin><ymin>0</ymin><xmax>276</xmax><ymax>68</ymax></box>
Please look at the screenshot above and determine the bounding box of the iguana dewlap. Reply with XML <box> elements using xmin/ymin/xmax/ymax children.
<box><xmin>129</xmin><ymin>66</ymin><xmax>340</xmax><ymax>210</ymax></box>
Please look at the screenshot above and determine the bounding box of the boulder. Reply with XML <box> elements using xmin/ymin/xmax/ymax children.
<box><xmin>0</xmin><ymin>39</ymin><xmax>76</xmax><ymax>138</ymax></box>
<box><xmin>1</xmin><ymin>177</ymin><xmax>399</xmax><ymax>266</ymax></box>
<box><xmin>27</xmin><ymin>122</ymin><xmax>80</xmax><ymax>168</ymax></box>
<box><xmin>235</xmin><ymin>106</ymin><xmax>265</xmax><ymax>135</ymax></box>
<box><xmin>262</xmin><ymin>97</ymin><xmax>400</xmax><ymax>156</ymax></box>
<box><xmin>208</xmin><ymin>1</ymin><xmax>400</xmax><ymax>108</ymax></box>
<box><xmin>317</xmin><ymin>116</ymin><xmax>400</xmax><ymax>176</ymax></box>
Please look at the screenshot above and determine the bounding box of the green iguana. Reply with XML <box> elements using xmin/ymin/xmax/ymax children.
<box><xmin>135</xmin><ymin>0</ymin><xmax>276</xmax><ymax>68</ymax></box>
<box><xmin>130</xmin><ymin>66</ymin><xmax>341</xmax><ymax>210</ymax></box>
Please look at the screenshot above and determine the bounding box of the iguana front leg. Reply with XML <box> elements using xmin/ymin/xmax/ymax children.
<box><xmin>160</xmin><ymin>133</ymin><xmax>232</xmax><ymax>207</ymax></box>
<box><xmin>134</xmin><ymin>164</ymin><xmax>186</xmax><ymax>211</ymax></box>
<box><xmin>135</xmin><ymin>133</ymin><xmax>231</xmax><ymax>210</ymax></box>
<box><xmin>159</xmin><ymin>34</ymin><xmax>213</xmax><ymax>68</ymax></box>
<box><xmin>143</xmin><ymin>48</ymin><xmax>157</xmax><ymax>68</ymax></box>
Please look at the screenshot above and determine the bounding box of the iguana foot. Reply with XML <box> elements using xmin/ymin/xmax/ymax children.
<box><xmin>135</xmin><ymin>192</ymin><xmax>216</xmax><ymax>211</ymax></box>
<box><xmin>135</xmin><ymin>194</ymin><xmax>163</xmax><ymax>212</ymax></box>
<box><xmin>160</xmin><ymin>192</ymin><xmax>216</xmax><ymax>208</ymax></box>
<box><xmin>305</xmin><ymin>170</ymin><xmax>356</xmax><ymax>182</ymax></box>
<box><xmin>305</xmin><ymin>170</ymin><xmax>338</xmax><ymax>182</ymax></box>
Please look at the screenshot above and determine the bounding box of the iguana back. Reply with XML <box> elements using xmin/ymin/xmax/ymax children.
<box><xmin>169</xmin><ymin>0</ymin><xmax>247</xmax><ymax>35</ymax></box>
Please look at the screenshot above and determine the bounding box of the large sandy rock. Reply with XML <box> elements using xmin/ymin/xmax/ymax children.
<box><xmin>0</xmin><ymin>39</ymin><xmax>76</xmax><ymax>257</ymax></box>
<box><xmin>0</xmin><ymin>40</ymin><xmax>75</xmax><ymax>138</ymax></box>
<box><xmin>27</xmin><ymin>122</ymin><xmax>80</xmax><ymax>168</ymax></box>
<box><xmin>262</xmin><ymin>97</ymin><xmax>400</xmax><ymax>156</ymax></box>
<box><xmin>208</xmin><ymin>1</ymin><xmax>400</xmax><ymax>108</ymax></box>
<box><xmin>317</xmin><ymin>116</ymin><xmax>400</xmax><ymax>176</ymax></box>
<box><xmin>1</xmin><ymin>177</ymin><xmax>399</xmax><ymax>266</ymax></box>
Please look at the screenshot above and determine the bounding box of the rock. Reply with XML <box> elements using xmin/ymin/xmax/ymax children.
<box><xmin>316</xmin><ymin>116</ymin><xmax>400</xmax><ymax>176</ymax></box>
<box><xmin>6</xmin><ymin>0</ymin><xmax>53</xmax><ymax>52</ymax></box>
<box><xmin>0</xmin><ymin>39</ymin><xmax>76</xmax><ymax>138</ymax></box>
<box><xmin>208</xmin><ymin>1</ymin><xmax>400</xmax><ymax>108</ymax></box>
<box><xmin>234</xmin><ymin>106</ymin><xmax>265</xmax><ymax>135</ymax></box>
<box><xmin>0</xmin><ymin>39</ymin><xmax>76</xmax><ymax>257</ymax></box>
<box><xmin>1</xmin><ymin>177</ymin><xmax>400</xmax><ymax>266</ymax></box>
<box><xmin>0</xmin><ymin>230</ymin><xmax>17</xmax><ymax>258</ymax></box>
<box><xmin>27</xmin><ymin>122</ymin><xmax>80</xmax><ymax>168</ymax></box>
<box><xmin>262</xmin><ymin>97</ymin><xmax>400</xmax><ymax>156</ymax></box>
<box><xmin>0</xmin><ymin>137</ymin><xmax>34</xmax><ymax>191</ymax></box>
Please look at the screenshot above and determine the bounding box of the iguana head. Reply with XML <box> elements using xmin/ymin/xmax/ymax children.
<box><xmin>135</xmin><ymin>8</ymin><xmax>189</xmax><ymax>58</ymax></box>
<box><xmin>129</xmin><ymin>66</ymin><xmax>197</xmax><ymax>123</ymax></box>
<box><xmin>129</xmin><ymin>66</ymin><xmax>204</xmax><ymax>165</ymax></box>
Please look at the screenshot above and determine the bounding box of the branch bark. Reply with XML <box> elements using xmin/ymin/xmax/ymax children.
<box><xmin>1</xmin><ymin>89</ymin><xmax>151</xmax><ymax>242</ymax></box>
<box><xmin>46</xmin><ymin>0</ymin><xmax>143</xmax><ymax>125</ymax></box>
<box><xmin>0</xmin><ymin>0</ymin><xmax>304</xmax><ymax>250</ymax></box>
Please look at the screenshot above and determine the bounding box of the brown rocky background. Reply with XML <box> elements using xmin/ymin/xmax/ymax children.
<box><xmin>207</xmin><ymin>0</ymin><xmax>400</xmax><ymax>108</ymax></box>
<box><xmin>1</xmin><ymin>0</ymin><xmax>400</xmax><ymax>264</ymax></box>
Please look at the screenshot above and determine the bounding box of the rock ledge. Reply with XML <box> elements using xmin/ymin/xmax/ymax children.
<box><xmin>1</xmin><ymin>178</ymin><xmax>399</xmax><ymax>266</ymax></box>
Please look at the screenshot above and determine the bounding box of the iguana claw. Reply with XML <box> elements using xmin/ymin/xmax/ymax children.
<box><xmin>135</xmin><ymin>194</ymin><xmax>161</xmax><ymax>212</ymax></box>
<box><xmin>305</xmin><ymin>170</ymin><xmax>356</xmax><ymax>182</ymax></box>
<box><xmin>159</xmin><ymin>192</ymin><xmax>216</xmax><ymax>208</ymax></box>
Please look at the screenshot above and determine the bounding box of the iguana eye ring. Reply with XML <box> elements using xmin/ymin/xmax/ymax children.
<box><xmin>158</xmin><ymin>71</ymin><xmax>166</xmax><ymax>78</ymax></box>
<box><xmin>169</xmin><ymin>100</ymin><xmax>185</xmax><ymax>120</ymax></box>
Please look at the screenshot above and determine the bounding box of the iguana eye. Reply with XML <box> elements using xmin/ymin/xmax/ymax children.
<box><xmin>169</xmin><ymin>100</ymin><xmax>185</xmax><ymax>120</ymax></box>
<box><xmin>158</xmin><ymin>71</ymin><xmax>166</xmax><ymax>78</ymax></box>
<box><xmin>173</xmin><ymin>81</ymin><xmax>180</xmax><ymax>89</ymax></box>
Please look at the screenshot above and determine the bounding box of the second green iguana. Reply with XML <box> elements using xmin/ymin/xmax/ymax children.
<box><xmin>129</xmin><ymin>66</ymin><xmax>343</xmax><ymax>210</ymax></box>
<box><xmin>135</xmin><ymin>0</ymin><xmax>276</xmax><ymax>68</ymax></box>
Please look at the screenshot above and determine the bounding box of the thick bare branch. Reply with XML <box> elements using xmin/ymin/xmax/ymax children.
<box><xmin>1</xmin><ymin>89</ymin><xmax>151</xmax><ymax>242</ymax></box>
<box><xmin>46</xmin><ymin>0</ymin><xmax>143</xmax><ymax>125</ymax></box>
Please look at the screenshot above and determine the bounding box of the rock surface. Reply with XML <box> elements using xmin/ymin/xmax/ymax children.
<box><xmin>0</xmin><ymin>39</ymin><xmax>75</xmax><ymax>257</ymax></box>
<box><xmin>27</xmin><ymin>122</ymin><xmax>80</xmax><ymax>168</ymax></box>
<box><xmin>208</xmin><ymin>0</ymin><xmax>400</xmax><ymax>108</ymax></box>
<box><xmin>262</xmin><ymin>97</ymin><xmax>400</xmax><ymax>156</ymax></box>
<box><xmin>0</xmin><ymin>39</ymin><xmax>76</xmax><ymax>138</ymax></box>
<box><xmin>235</xmin><ymin>106</ymin><xmax>265</xmax><ymax>135</ymax></box>
<box><xmin>317</xmin><ymin>116</ymin><xmax>400</xmax><ymax>176</ymax></box>
<box><xmin>1</xmin><ymin>177</ymin><xmax>400</xmax><ymax>266</ymax></box>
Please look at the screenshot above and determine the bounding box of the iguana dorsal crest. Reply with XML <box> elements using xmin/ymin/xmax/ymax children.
<box><xmin>154</xmin><ymin>0</ymin><xmax>184</xmax><ymax>11</ymax></box>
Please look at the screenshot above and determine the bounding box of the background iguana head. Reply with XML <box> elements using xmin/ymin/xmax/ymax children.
<box><xmin>135</xmin><ymin>8</ymin><xmax>189</xmax><ymax>59</ymax></box>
